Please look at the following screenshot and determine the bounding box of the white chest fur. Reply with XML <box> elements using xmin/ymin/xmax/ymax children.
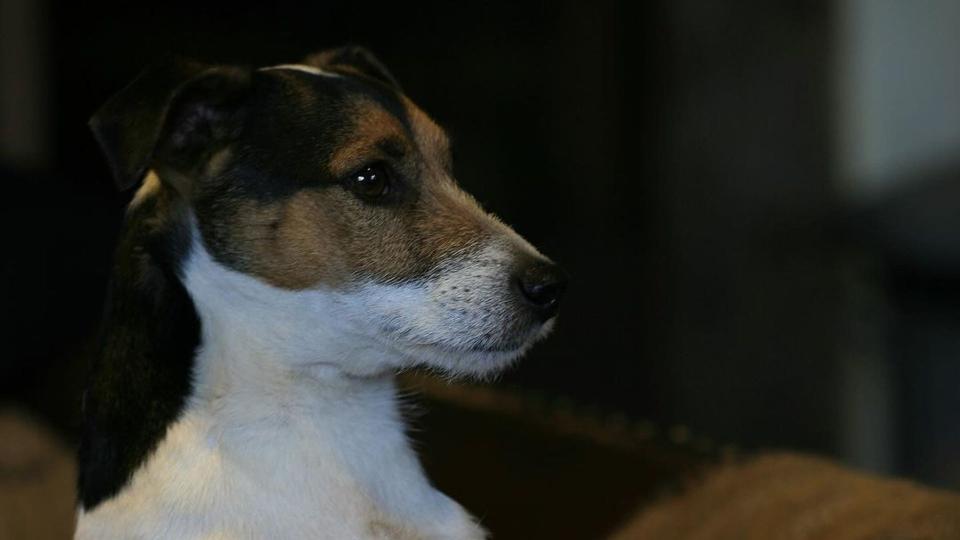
<box><xmin>75</xmin><ymin>376</ymin><xmax>482</xmax><ymax>539</ymax></box>
<box><xmin>75</xmin><ymin>240</ymin><xmax>485</xmax><ymax>540</ymax></box>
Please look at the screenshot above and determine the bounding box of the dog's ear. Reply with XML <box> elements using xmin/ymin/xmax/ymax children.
<box><xmin>303</xmin><ymin>46</ymin><xmax>401</xmax><ymax>91</ymax></box>
<box><xmin>89</xmin><ymin>57</ymin><xmax>252</xmax><ymax>192</ymax></box>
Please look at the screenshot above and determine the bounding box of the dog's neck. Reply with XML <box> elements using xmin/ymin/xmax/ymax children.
<box><xmin>76</xmin><ymin>232</ymin><xmax>484</xmax><ymax>539</ymax></box>
<box><xmin>185</xmin><ymin>237</ymin><xmax>480</xmax><ymax>536</ymax></box>
<box><xmin>183</xmin><ymin>232</ymin><xmax>403</xmax><ymax>382</ymax></box>
<box><xmin>182</xmin><ymin>239</ymin><xmax>412</xmax><ymax>483</ymax></box>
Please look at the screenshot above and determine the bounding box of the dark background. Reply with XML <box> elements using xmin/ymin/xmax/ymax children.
<box><xmin>2</xmin><ymin>0</ymin><xmax>959</xmax><ymax>490</ymax></box>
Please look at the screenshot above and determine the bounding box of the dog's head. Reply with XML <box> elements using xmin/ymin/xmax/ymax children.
<box><xmin>90</xmin><ymin>47</ymin><xmax>565</xmax><ymax>377</ymax></box>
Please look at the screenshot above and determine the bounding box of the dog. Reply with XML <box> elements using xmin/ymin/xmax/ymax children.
<box><xmin>75</xmin><ymin>46</ymin><xmax>566</xmax><ymax>539</ymax></box>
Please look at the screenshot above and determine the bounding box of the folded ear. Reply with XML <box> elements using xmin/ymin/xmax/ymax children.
<box><xmin>303</xmin><ymin>46</ymin><xmax>400</xmax><ymax>91</ymax></box>
<box><xmin>89</xmin><ymin>57</ymin><xmax>252</xmax><ymax>192</ymax></box>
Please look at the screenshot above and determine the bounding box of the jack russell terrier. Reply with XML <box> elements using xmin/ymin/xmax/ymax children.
<box><xmin>76</xmin><ymin>46</ymin><xmax>566</xmax><ymax>539</ymax></box>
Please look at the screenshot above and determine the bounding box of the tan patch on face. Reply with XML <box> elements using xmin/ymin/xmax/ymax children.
<box><xmin>214</xmin><ymin>95</ymin><xmax>506</xmax><ymax>290</ymax></box>
<box><xmin>221</xmin><ymin>192</ymin><xmax>348</xmax><ymax>290</ymax></box>
<box><xmin>232</xmin><ymin>184</ymin><xmax>498</xmax><ymax>290</ymax></box>
<box><xmin>402</xmin><ymin>96</ymin><xmax>452</xmax><ymax>172</ymax></box>
<box><xmin>328</xmin><ymin>100</ymin><xmax>411</xmax><ymax>178</ymax></box>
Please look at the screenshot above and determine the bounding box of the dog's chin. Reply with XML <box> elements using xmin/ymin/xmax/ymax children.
<box><xmin>387</xmin><ymin>318</ymin><xmax>556</xmax><ymax>380</ymax></box>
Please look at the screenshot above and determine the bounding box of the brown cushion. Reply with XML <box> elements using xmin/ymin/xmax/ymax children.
<box><xmin>0</xmin><ymin>409</ymin><xmax>77</xmax><ymax>540</ymax></box>
<box><xmin>612</xmin><ymin>453</ymin><xmax>960</xmax><ymax>540</ymax></box>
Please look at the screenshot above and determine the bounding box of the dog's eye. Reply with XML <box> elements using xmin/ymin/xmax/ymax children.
<box><xmin>346</xmin><ymin>163</ymin><xmax>391</xmax><ymax>200</ymax></box>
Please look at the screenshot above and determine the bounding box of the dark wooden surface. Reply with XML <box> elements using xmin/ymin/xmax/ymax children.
<box><xmin>404</xmin><ymin>375</ymin><xmax>719</xmax><ymax>539</ymax></box>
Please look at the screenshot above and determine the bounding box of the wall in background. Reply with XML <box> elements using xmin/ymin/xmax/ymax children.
<box><xmin>837</xmin><ymin>0</ymin><xmax>960</xmax><ymax>199</ymax></box>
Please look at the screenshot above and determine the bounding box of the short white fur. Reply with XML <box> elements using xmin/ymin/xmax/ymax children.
<box><xmin>259</xmin><ymin>63</ymin><xmax>342</xmax><ymax>78</ymax></box>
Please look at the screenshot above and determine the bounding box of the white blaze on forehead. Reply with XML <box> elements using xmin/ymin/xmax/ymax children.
<box><xmin>258</xmin><ymin>64</ymin><xmax>342</xmax><ymax>78</ymax></box>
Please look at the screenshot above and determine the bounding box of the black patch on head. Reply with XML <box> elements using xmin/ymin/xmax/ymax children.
<box><xmin>303</xmin><ymin>45</ymin><xmax>402</xmax><ymax>92</ymax></box>
<box><xmin>191</xmin><ymin>66</ymin><xmax>414</xmax><ymax>271</ymax></box>
<box><xmin>237</xmin><ymin>67</ymin><xmax>409</xmax><ymax>182</ymax></box>
<box><xmin>89</xmin><ymin>57</ymin><xmax>251</xmax><ymax>192</ymax></box>
<box><xmin>77</xmin><ymin>190</ymin><xmax>199</xmax><ymax>510</ymax></box>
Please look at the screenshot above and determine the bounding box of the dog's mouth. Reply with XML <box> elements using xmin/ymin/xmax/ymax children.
<box><xmin>374</xmin><ymin>317</ymin><xmax>555</xmax><ymax>373</ymax></box>
<box><xmin>342</xmin><ymin>260</ymin><xmax>562</xmax><ymax>375</ymax></box>
<box><xmin>388</xmin><ymin>335</ymin><xmax>527</xmax><ymax>356</ymax></box>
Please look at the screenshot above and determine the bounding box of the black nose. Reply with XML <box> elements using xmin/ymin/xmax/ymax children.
<box><xmin>516</xmin><ymin>261</ymin><xmax>568</xmax><ymax>320</ymax></box>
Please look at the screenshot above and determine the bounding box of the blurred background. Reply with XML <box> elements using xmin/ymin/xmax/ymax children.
<box><xmin>1</xmin><ymin>0</ymin><xmax>959</xmax><ymax>523</ymax></box>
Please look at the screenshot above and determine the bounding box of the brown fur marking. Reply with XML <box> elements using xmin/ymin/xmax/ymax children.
<box><xmin>214</xmin><ymin>96</ymin><xmax>495</xmax><ymax>290</ymax></box>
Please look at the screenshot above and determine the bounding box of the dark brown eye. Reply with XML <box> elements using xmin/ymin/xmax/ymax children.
<box><xmin>346</xmin><ymin>163</ymin><xmax>391</xmax><ymax>199</ymax></box>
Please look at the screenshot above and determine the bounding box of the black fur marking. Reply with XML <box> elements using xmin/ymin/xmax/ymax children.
<box><xmin>303</xmin><ymin>45</ymin><xmax>402</xmax><ymax>92</ymax></box>
<box><xmin>89</xmin><ymin>57</ymin><xmax>251</xmax><ymax>192</ymax></box>
<box><xmin>78</xmin><ymin>191</ymin><xmax>199</xmax><ymax>510</ymax></box>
